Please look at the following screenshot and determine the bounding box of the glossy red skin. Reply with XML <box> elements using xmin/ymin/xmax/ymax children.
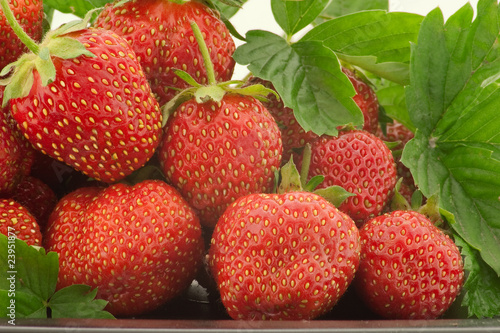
<box><xmin>0</xmin><ymin>0</ymin><xmax>44</xmax><ymax>71</ymax></box>
<box><xmin>44</xmin><ymin>180</ymin><xmax>205</xmax><ymax>316</ymax></box>
<box><xmin>307</xmin><ymin>130</ymin><xmax>397</xmax><ymax>226</ymax></box>
<box><xmin>209</xmin><ymin>191</ymin><xmax>360</xmax><ymax>320</ymax></box>
<box><xmin>0</xmin><ymin>198</ymin><xmax>42</xmax><ymax>246</ymax></box>
<box><xmin>342</xmin><ymin>68</ymin><xmax>379</xmax><ymax>134</ymax></box>
<box><xmin>355</xmin><ymin>210</ymin><xmax>464</xmax><ymax>319</ymax></box>
<box><xmin>10</xmin><ymin>28</ymin><xmax>163</xmax><ymax>184</ymax></box>
<box><xmin>159</xmin><ymin>94</ymin><xmax>283</xmax><ymax>227</ymax></box>
<box><xmin>94</xmin><ymin>0</ymin><xmax>236</xmax><ymax>105</ymax></box>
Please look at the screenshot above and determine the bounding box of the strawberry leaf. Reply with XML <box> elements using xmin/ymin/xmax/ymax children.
<box><xmin>401</xmin><ymin>0</ymin><xmax>500</xmax><ymax>317</ymax></box>
<box><xmin>317</xmin><ymin>0</ymin><xmax>388</xmax><ymax>19</ymax></box>
<box><xmin>49</xmin><ymin>285</ymin><xmax>114</xmax><ymax>319</ymax></box>
<box><xmin>455</xmin><ymin>235</ymin><xmax>500</xmax><ymax>318</ymax></box>
<box><xmin>0</xmin><ymin>234</ymin><xmax>114</xmax><ymax>319</ymax></box>
<box><xmin>302</xmin><ymin>10</ymin><xmax>423</xmax><ymax>85</ymax></box>
<box><xmin>271</xmin><ymin>0</ymin><xmax>330</xmax><ymax>38</ymax></box>
<box><xmin>233</xmin><ymin>30</ymin><xmax>363</xmax><ymax>136</ymax></box>
<box><xmin>43</xmin><ymin>0</ymin><xmax>111</xmax><ymax>18</ymax></box>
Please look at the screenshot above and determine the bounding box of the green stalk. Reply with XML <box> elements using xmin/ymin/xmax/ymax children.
<box><xmin>190</xmin><ymin>21</ymin><xmax>216</xmax><ymax>86</ymax></box>
<box><xmin>0</xmin><ymin>0</ymin><xmax>40</xmax><ymax>54</ymax></box>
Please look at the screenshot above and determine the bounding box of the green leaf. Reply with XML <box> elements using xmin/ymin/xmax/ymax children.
<box><xmin>213</xmin><ymin>0</ymin><xmax>248</xmax><ymax>19</ymax></box>
<box><xmin>318</xmin><ymin>0</ymin><xmax>388</xmax><ymax>19</ymax></box>
<box><xmin>376</xmin><ymin>83</ymin><xmax>415</xmax><ymax>132</ymax></box>
<box><xmin>455</xmin><ymin>235</ymin><xmax>500</xmax><ymax>318</ymax></box>
<box><xmin>314</xmin><ymin>185</ymin><xmax>355</xmax><ymax>208</ymax></box>
<box><xmin>49</xmin><ymin>285</ymin><xmax>114</xmax><ymax>319</ymax></box>
<box><xmin>302</xmin><ymin>10</ymin><xmax>423</xmax><ymax>85</ymax></box>
<box><xmin>271</xmin><ymin>0</ymin><xmax>330</xmax><ymax>38</ymax></box>
<box><xmin>43</xmin><ymin>0</ymin><xmax>111</xmax><ymax>18</ymax></box>
<box><xmin>233</xmin><ymin>30</ymin><xmax>363</xmax><ymax>136</ymax></box>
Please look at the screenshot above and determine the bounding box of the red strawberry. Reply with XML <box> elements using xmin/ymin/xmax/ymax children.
<box><xmin>355</xmin><ymin>210</ymin><xmax>464</xmax><ymax>319</ymax></box>
<box><xmin>305</xmin><ymin>130</ymin><xmax>397</xmax><ymax>226</ymax></box>
<box><xmin>10</xmin><ymin>175</ymin><xmax>58</xmax><ymax>231</ymax></box>
<box><xmin>93</xmin><ymin>0</ymin><xmax>236</xmax><ymax>105</ymax></box>
<box><xmin>44</xmin><ymin>180</ymin><xmax>205</xmax><ymax>316</ymax></box>
<box><xmin>0</xmin><ymin>198</ymin><xmax>42</xmax><ymax>246</ymax></box>
<box><xmin>0</xmin><ymin>86</ymin><xmax>34</xmax><ymax>196</ymax></box>
<box><xmin>245</xmin><ymin>76</ymin><xmax>319</xmax><ymax>164</ymax></box>
<box><xmin>209</xmin><ymin>191</ymin><xmax>360</xmax><ymax>320</ymax></box>
<box><xmin>159</xmin><ymin>94</ymin><xmax>282</xmax><ymax>227</ymax></box>
<box><xmin>0</xmin><ymin>0</ymin><xmax>44</xmax><ymax>72</ymax></box>
<box><xmin>3</xmin><ymin>21</ymin><xmax>163</xmax><ymax>184</ymax></box>
<box><xmin>342</xmin><ymin>68</ymin><xmax>379</xmax><ymax>134</ymax></box>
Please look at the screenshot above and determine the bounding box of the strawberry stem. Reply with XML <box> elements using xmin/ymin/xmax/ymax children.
<box><xmin>0</xmin><ymin>0</ymin><xmax>40</xmax><ymax>55</ymax></box>
<box><xmin>190</xmin><ymin>21</ymin><xmax>216</xmax><ymax>86</ymax></box>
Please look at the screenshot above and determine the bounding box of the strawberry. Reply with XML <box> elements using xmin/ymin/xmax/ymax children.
<box><xmin>159</xmin><ymin>94</ymin><xmax>282</xmax><ymax>227</ymax></box>
<box><xmin>158</xmin><ymin>21</ymin><xmax>282</xmax><ymax>228</ymax></box>
<box><xmin>93</xmin><ymin>0</ymin><xmax>236</xmax><ymax>105</ymax></box>
<box><xmin>342</xmin><ymin>68</ymin><xmax>379</xmax><ymax>134</ymax></box>
<box><xmin>10</xmin><ymin>175</ymin><xmax>58</xmax><ymax>231</ymax></box>
<box><xmin>0</xmin><ymin>86</ymin><xmax>34</xmax><ymax>196</ymax></box>
<box><xmin>44</xmin><ymin>179</ymin><xmax>205</xmax><ymax>316</ymax></box>
<box><xmin>0</xmin><ymin>198</ymin><xmax>42</xmax><ymax>246</ymax></box>
<box><xmin>245</xmin><ymin>76</ymin><xmax>319</xmax><ymax>164</ymax></box>
<box><xmin>208</xmin><ymin>190</ymin><xmax>360</xmax><ymax>320</ymax></box>
<box><xmin>0</xmin><ymin>0</ymin><xmax>44</xmax><ymax>72</ymax></box>
<box><xmin>305</xmin><ymin>130</ymin><xmax>397</xmax><ymax>226</ymax></box>
<box><xmin>1</xmin><ymin>15</ymin><xmax>163</xmax><ymax>184</ymax></box>
<box><xmin>354</xmin><ymin>210</ymin><xmax>464</xmax><ymax>319</ymax></box>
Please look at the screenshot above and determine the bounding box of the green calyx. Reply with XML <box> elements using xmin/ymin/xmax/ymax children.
<box><xmin>276</xmin><ymin>145</ymin><xmax>355</xmax><ymax>208</ymax></box>
<box><xmin>161</xmin><ymin>20</ymin><xmax>278</xmax><ymax>127</ymax></box>
<box><xmin>0</xmin><ymin>4</ymin><xmax>96</xmax><ymax>107</ymax></box>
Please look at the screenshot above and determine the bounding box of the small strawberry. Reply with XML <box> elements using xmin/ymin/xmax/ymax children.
<box><xmin>305</xmin><ymin>130</ymin><xmax>397</xmax><ymax>226</ymax></box>
<box><xmin>245</xmin><ymin>76</ymin><xmax>319</xmax><ymax>164</ymax></box>
<box><xmin>342</xmin><ymin>68</ymin><xmax>379</xmax><ymax>134</ymax></box>
<box><xmin>0</xmin><ymin>198</ymin><xmax>42</xmax><ymax>246</ymax></box>
<box><xmin>10</xmin><ymin>175</ymin><xmax>58</xmax><ymax>231</ymax></box>
<box><xmin>93</xmin><ymin>0</ymin><xmax>236</xmax><ymax>105</ymax></box>
<box><xmin>158</xmin><ymin>22</ymin><xmax>282</xmax><ymax>227</ymax></box>
<box><xmin>208</xmin><ymin>160</ymin><xmax>360</xmax><ymax>320</ymax></box>
<box><xmin>0</xmin><ymin>0</ymin><xmax>44</xmax><ymax>72</ymax></box>
<box><xmin>354</xmin><ymin>210</ymin><xmax>464</xmax><ymax>319</ymax></box>
<box><xmin>1</xmin><ymin>12</ymin><xmax>163</xmax><ymax>183</ymax></box>
<box><xmin>0</xmin><ymin>86</ymin><xmax>34</xmax><ymax>196</ymax></box>
<box><xmin>44</xmin><ymin>180</ymin><xmax>205</xmax><ymax>316</ymax></box>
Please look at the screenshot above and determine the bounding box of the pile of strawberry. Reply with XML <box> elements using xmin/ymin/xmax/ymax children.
<box><xmin>0</xmin><ymin>0</ymin><xmax>464</xmax><ymax>321</ymax></box>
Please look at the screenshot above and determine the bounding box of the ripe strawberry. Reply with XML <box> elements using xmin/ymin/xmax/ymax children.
<box><xmin>305</xmin><ymin>130</ymin><xmax>397</xmax><ymax>226</ymax></box>
<box><xmin>0</xmin><ymin>86</ymin><xmax>34</xmax><ymax>196</ymax></box>
<box><xmin>159</xmin><ymin>94</ymin><xmax>282</xmax><ymax>227</ymax></box>
<box><xmin>44</xmin><ymin>180</ymin><xmax>205</xmax><ymax>316</ymax></box>
<box><xmin>0</xmin><ymin>198</ymin><xmax>42</xmax><ymax>246</ymax></box>
<box><xmin>209</xmin><ymin>191</ymin><xmax>360</xmax><ymax>320</ymax></box>
<box><xmin>342</xmin><ymin>68</ymin><xmax>379</xmax><ymax>134</ymax></box>
<box><xmin>10</xmin><ymin>175</ymin><xmax>58</xmax><ymax>231</ymax></box>
<box><xmin>93</xmin><ymin>0</ymin><xmax>236</xmax><ymax>105</ymax></box>
<box><xmin>0</xmin><ymin>0</ymin><xmax>44</xmax><ymax>72</ymax></box>
<box><xmin>2</xmin><ymin>20</ymin><xmax>163</xmax><ymax>183</ymax></box>
<box><xmin>245</xmin><ymin>76</ymin><xmax>319</xmax><ymax>164</ymax></box>
<box><xmin>355</xmin><ymin>210</ymin><xmax>464</xmax><ymax>319</ymax></box>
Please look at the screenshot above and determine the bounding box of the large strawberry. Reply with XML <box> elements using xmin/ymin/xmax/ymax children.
<box><xmin>0</xmin><ymin>0</ymin><xmax>44</xmax><ymax>72</ymax></box>
<box><xmin>93</xmin><ymin>0</ymin><xmax>235</xmax><ymax>105</ymax></box>
<box><xmin>354</xmin><ymin>210</ymin><xmax>464</xmax><ymax>319</ymax></box>
<box><xmin>208</xmin><ymin>160</ymin><xmax>360</xmax><ymax>320</ymax></box>
<box><xmin>305</xmin><ymin>130</ymin><xmax>397</xmax><ymax>226</ymax></box>
<box><xmin>0</xmin><ymin>13</ymin><xmax>163</xmax><ymax>184</ymax></box>
<box><xmin>44</xmin><ymin>179</ymin><xmax>205</xmax><ymax>316</ymax></box>
<box><xmin>0</xmin><ymin>198</ymin><xmax>42</xmax><ymax>246</ymax></box>
<box><xmin>158</xmin><ymin>22</ymin><xmax>282</xmax><ymax>227</ymax></box>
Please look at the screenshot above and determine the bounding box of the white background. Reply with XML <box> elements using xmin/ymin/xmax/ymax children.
<box><xmin>52</xmin><ymin>0</ymin><xmax>483</xmax><ymax>79</ymax></box>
